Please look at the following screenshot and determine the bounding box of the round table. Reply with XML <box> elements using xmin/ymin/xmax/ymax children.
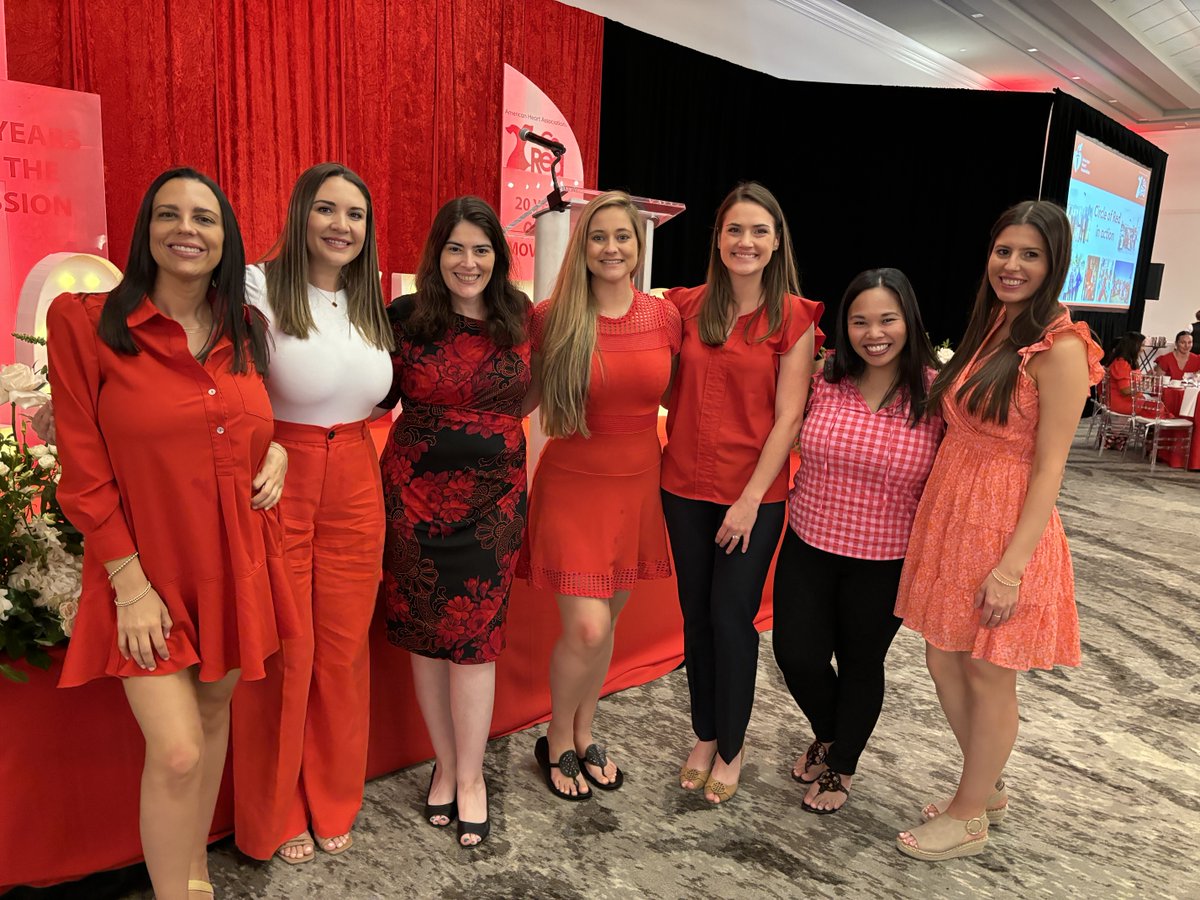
<box><xmin>1161</xmin><ymin>383</ymin><xmax>1199</xmax><ymax>470</ymax></box>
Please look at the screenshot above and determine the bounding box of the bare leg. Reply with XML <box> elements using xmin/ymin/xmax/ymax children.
<box><xmin>573</xmin><ymin>591</ymin><xmax>628</xmax><ymax>785</ymax></box>
<box><xmin>546</xmin><ymin>594</ymin><xmax>619</xmax><ymax>795</ymax></box>
<box><xmin>945</xmin><ymin>658</ymin><xmax>1018</xmax><ymax>819</ymax></box>
<box><xmin>926</xmin><ymin>644</ymin><xmax>972</xmax><ymax>755</ymax></box>
<box><xmin>187</xmin><ymin>670</ymin><xmax>241</xmax><ymax>888</ymax></box>
<box><xmin>410</xmin><ymin>655</ymin><xmax>456</xmax><ymax>823</ymax></box>
<box><xmin>449</xmin><ymin>661</ymin><xmax>496</xmax><ymax>844</ymax></box>
<box><xmin>123</xmin><ymin>670</ymin><xmax>206</xmax><ymax>900</ymax></box>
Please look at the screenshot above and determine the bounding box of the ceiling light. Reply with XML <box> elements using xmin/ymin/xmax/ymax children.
<box><xmin>1071</xmin><ymin>75</ymin><xmax>1081</xmax><ymax>80</ymax></box>
<box><xmin>971</xmin><ymin>13</ymin><xmax>983</xmax><ymax>18</ymax></box>
<box><xmin>1108</xmin><ymin>99</ymin><xmax>1119</xmax><ymax>103</ymax></box>
<box><xmin>1027</xmin><ymin>48</ymin><xmax>1038</xmax><ymax>52</ymax></box>
<box><xmin>959</xmin><ymin>48</ymin><xmax>968</xmax><ymax>52</ymax></box>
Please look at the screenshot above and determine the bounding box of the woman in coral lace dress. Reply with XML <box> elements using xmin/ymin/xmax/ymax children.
<box><xmin>893</xmin><ymin>201</ymin><xmax>1102</xmax><ymax>861</ymax></box>
<box><xmin>522</xmin><ymin>191</ymin><xmax>681</xmax><ymax>801</ymax></box>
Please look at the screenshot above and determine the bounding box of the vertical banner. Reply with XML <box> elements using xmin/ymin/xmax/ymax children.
<box><xmin>500</xmin><ymin>65</ymin><xmax>586</xmax><ymax>285</ymax></box>
<box><xmin>0</xmin><ymin>81</ymin><xmax>107</xmax><ymax>365</ymax></box>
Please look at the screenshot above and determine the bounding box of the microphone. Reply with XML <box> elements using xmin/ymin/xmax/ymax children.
<box><xmin>518</xmin><ymin>126</ymin><xmax>566</xmax><ymax>155</ymax></box>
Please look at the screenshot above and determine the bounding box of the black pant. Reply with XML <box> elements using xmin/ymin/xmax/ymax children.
<box><xmin>771</xmin><ymin>529</ymin><xmax>903</xmax><ymax>775</ymax></box>
<box><xmin>662</xmin><ymin>490</ymin><xmax>786</xmax><ymax>764</ymax></box>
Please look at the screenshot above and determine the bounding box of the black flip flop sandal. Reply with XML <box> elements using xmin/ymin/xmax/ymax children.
<box><xmin>534</xmin><ymin>736</ymin><xmax>592</xmax><ymax>801</ymax></box>
<box><xmin>579</xmin><ymin>743</ymin><xmax>624</xmax><ymax>791</ymax></box>
<box><xmin>792</xmin><ymin>739</ymin><xmax>827</xmax><ymax>784</ymax></box>
<box><xmin>802</xmin><ymin>769</ymin><xmax>849</xmax><ymax>815</ymax></box>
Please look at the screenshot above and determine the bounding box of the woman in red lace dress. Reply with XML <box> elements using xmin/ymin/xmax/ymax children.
<box><xmin>521</xmin><ymin>191</ymin><xmax>681</xmax><ymax>801</ymax></box>
<box><xmin>378</xmin><ymin>197</ymin><xmax>531</xmax><ymax>848</ymax></box>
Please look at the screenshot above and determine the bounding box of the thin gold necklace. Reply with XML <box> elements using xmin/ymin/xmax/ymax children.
<box><xmin>313</xmin><ymin>285</ymin><xmax>340</xmax><ymax>308</ymax></box>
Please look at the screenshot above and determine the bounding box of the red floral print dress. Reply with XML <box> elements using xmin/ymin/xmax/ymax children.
<box><xmin>379</xmin><ymin>295</ymin><xmax>531</xmax><ymax>663</ymax></box>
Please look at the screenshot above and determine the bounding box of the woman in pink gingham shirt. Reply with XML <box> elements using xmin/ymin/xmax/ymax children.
<box><xmin>772</xmin><ymin>268</ymin><xmax>943</xmax><ymax>814</ymax></box>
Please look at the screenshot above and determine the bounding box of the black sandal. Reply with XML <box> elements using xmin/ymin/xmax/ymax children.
<box><xmin>423</xmin><ymin>765</ymin><xmax>457</xmax><ymax>827</ymax></box>
<box><xmin>802</xmin><ymin>768</ymin><xmax>849</xmax><ymax>815</ymax></box>
<box><xmin>534</xmin><ymin>736</ymin><xmax>592</xmax><ymax>801</ymax></box>
<box><xmin>792</xmin><ymin>740</ymin><xmax>827</xmax><ymax>784</ymax></box>
<box><xmin>579</xmin><ymin>743</ymin><xmax>624</xmax><ymax>791</ymax></box>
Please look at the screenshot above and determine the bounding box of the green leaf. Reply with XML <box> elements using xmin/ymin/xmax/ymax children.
<box><xmin>0</xmin><ymin>663</ymin><xmax>30</xmax><ymax>683</ymax></box>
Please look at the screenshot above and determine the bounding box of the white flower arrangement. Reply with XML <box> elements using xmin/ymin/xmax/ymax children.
<box><xmin>1</xmin><ymin>346</ymin><xmax>82</xmax><ymax>682</ymax></box>
<box><xmin>935</xmin><ymin>340</ymin><xmax>954</xmax><ymax>365</ymax></box>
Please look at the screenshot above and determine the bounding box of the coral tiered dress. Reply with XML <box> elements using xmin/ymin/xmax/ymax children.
<box><xmin>895</xmin><ymin>311</ymin><xmax>1103</xmax><ymax>671</ymax></box>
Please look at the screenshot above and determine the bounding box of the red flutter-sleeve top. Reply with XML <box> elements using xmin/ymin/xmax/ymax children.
<box><xmin>661</xmin><ymin>285</ymin><xmax>825</xmax><ymax>505</ymax></box>
<box><xmin>47</xmin><ymin>292</ymin><xmax>298</xmax><ymax>687</ymax></box>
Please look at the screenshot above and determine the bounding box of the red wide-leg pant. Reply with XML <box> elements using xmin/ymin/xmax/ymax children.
<box><xmin>232</xmin><ymin>419</ymin><xmax>384</xmax><ymax>858</ymax></box>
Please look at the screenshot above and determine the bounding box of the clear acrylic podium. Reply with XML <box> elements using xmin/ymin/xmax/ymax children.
<box><xmin>505</xmin><ymin>187</ymin><xmax>686</xmax><ymax>304</ymax></box>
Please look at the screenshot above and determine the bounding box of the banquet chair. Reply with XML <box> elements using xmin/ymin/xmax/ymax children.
<box><xmin>1130</xmin><ymin>373</ymin><xmax>1194</xmax><ymax>472</ymax></box>
<box><xmin>1095</xmin><ymin>371</ymin><xmax>1136</xmax><ymax>457</ymax></box>
<box><xmin>1087</xmin><ymin>371</ymin><xmax>1109</xmax><ymax>445</ymax></box>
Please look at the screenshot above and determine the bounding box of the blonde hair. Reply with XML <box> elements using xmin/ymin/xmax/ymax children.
<box><xmin>539</xmin><ymin>191</ymin><xmax>646</xmax><ymax>438</ymax></box>
<box><xmin>262</xmin><ymin>163</ymin><xmax>393</xmax><ymax>351</ymax></box>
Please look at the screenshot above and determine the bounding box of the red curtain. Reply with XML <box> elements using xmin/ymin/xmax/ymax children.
<box><xmin>3</xmin><ymin>0</ymin><xmax>603</xmax><ymax>271</ymax></box>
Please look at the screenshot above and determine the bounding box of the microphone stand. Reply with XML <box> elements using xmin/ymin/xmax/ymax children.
<box><xmin>545</xmin><ymin>149</ymin><xmax>568</xmax><ymax>213</ymax></box>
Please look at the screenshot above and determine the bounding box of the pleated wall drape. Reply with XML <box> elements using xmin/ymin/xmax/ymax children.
<box><xmin>4</xmin><ymin>0</ymin><xmax>603</xmax><ymax>272</ymax></box>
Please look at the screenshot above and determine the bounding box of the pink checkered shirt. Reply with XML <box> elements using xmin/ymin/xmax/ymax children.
<box><xmin>789</xmin><ymin>374</ymin><xmax>945</xmax><ymax>560</ymax></box>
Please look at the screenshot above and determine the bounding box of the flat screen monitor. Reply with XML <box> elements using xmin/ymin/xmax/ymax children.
<box><xmin>1060</xmin><ymin>133</ymin><xmax>1151</xmax><ymax>311</ymax></box>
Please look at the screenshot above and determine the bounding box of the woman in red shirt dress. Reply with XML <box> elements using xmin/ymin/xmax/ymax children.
<box><xmin>773</xmin><ymin>268</ymin><xmax>942</xmax><ymax>814</ymax></box>
<box><xmin>894</xmin><ymin>201</ymin><xmax>1101</xmax><ymax>860</ymax></box>
<box><xmin>663</xmin><ymin>183</ymin><xmax>821</xmax><ymax>804</ymax></box>
<box><xmin>522</xmin><ymin>191</ymin><xmax>681</xmax><ymax>800</ymax></box>
<box><xmin>47</xmin><ymin>168</ymin><xmax>296</xmax><ymax>900</ymax></box>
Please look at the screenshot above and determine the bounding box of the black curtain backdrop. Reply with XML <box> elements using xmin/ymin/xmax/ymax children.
<box><xmin>1042</xmin><ymin>90</ymin><xmax>1169</xmax><ymax>351</ymax></box>
<box><xmin>598</xmin><ymin>20</ymin><xmax>1055</xmax><ymax>349</ymax></box>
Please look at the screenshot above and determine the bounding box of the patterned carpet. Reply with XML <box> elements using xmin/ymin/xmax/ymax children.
<box><xmin>17</xmin><ymin>428</ymin><xmax>1200</xmax><ymax>899</ymax></box>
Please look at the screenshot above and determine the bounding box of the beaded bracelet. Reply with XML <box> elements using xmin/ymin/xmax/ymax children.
<box><xmin>114</xmin><ymin>581</ymin><xmax>153</xmax><ymax>608</ymax></box>
<box><xmin>107</xmin><ymin>551</ymin><xmax>139</xmax><ymax>581</ymax></box>
<box><xmin>990</xmin><ymin>568</ymin><xmax>1022</xmax><ymax>588</ymax></box>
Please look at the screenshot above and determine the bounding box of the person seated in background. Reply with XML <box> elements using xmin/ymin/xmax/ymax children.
<box><xmin>1102</xmin><ymin>331</ymin><xmax>1145</xmax><ymax>415</ymax></box>
<box><xmin>1154</xmin><ymin>331</ymin><xmax>1200</xmax><ymax>380</ymax></box>
<box><xmin>1191</xmin><ymin>309</ymin><xmax>1200</xmax><ymax>351</ymax></box>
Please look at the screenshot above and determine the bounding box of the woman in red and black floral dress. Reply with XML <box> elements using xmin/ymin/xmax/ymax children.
<box><xmin>378</xmin><ymin>197</ymin><xmax>531</xmax><ymax>848</ymax></box>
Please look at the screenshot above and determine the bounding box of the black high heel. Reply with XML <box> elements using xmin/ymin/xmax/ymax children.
<box><xmin>457</xmin><ymin>779</ymin><xmax>490</xmax><ymax>849</ymax></box>
<box><xmin>423</xmin><ymin>765</ymin><xmax>457</xmax><ymax>828</ymax></box>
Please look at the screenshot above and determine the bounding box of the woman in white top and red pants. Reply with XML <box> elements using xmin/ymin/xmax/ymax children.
<box><xmin>232</xmin><ymin>164</ymin><xmax>394</xmax><ymax>862</ymax></box>
<box><xmin>773</xmin><ymin>268</ymin><xmax>943</xmax><ymax>813</ymax></box>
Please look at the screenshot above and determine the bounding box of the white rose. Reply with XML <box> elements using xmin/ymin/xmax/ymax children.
<box><xmin>0</xmin><ymin>586</ymin><xmax>12</xmax><ymax>622</ymax></box>
<box><xmin>0</xmin><ymin>462</ymin><xmax>9</xmax><ymax>476</ymax></box>
<box><xmin>37</xmin><ymin>455</ymin><xmax>56</xmax><ymax>469</ymax></box>
<box><xmin>0</xmin><ymin>364</ymin><xmax>46</xmax><ymax>407</ymax></box>
<box><xmin>57</xmin><ymin>599</ymin><xmax>79</xmax><ymax>636</ymax></box>
<box><xmin>0</xmin><ymin>363</ymin><xmax>43</xmax><ymax>394</ymax></box>
<box><xmin>936</xmin><ymin>347</ymin><xmax>955</xmax><ymax>364</ymax></box>
<box><xmin>29</xmin><ymin>445</ymin><xmax>50</xmax><ymax>458</ymax></box>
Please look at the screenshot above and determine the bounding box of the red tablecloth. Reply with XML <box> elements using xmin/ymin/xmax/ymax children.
<box><xmin>0</xmin><ymin>423</ymin><xmax>790</xmax><ymax>891</ymax></box>
<box><xmin>1159</xmin><ymin>387</ymin><xmax>1199</xmax><ymax>470</ymax></box>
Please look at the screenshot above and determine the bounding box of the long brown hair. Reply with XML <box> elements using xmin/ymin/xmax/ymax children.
<box><xmin>698</xmin><ymin>182</ymin><xmax>800</xmax><ymax>346</ymax></box>
<box><xmin>928</xmin><ymin>200</ymin><xmax>1072</xmax><ymax>425</ymax></box>
<box><xmin>539</xmin><ymin>191</ymin><xmax>646</xmax><ymax>438</ymax></box>
<box><xmin>261</xmin><ymin>162</ymin><xmax>393</xmax><ymax>350</ymax></box>
<box><xmin>98</xmin><ymin>167</ymin><xmax>268</xmax><ymax>375</ymax></box>
<box><xmin>405</xmin><ymin>196</ymin><xmax>529</xmax><ymax>347</ymax></box>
